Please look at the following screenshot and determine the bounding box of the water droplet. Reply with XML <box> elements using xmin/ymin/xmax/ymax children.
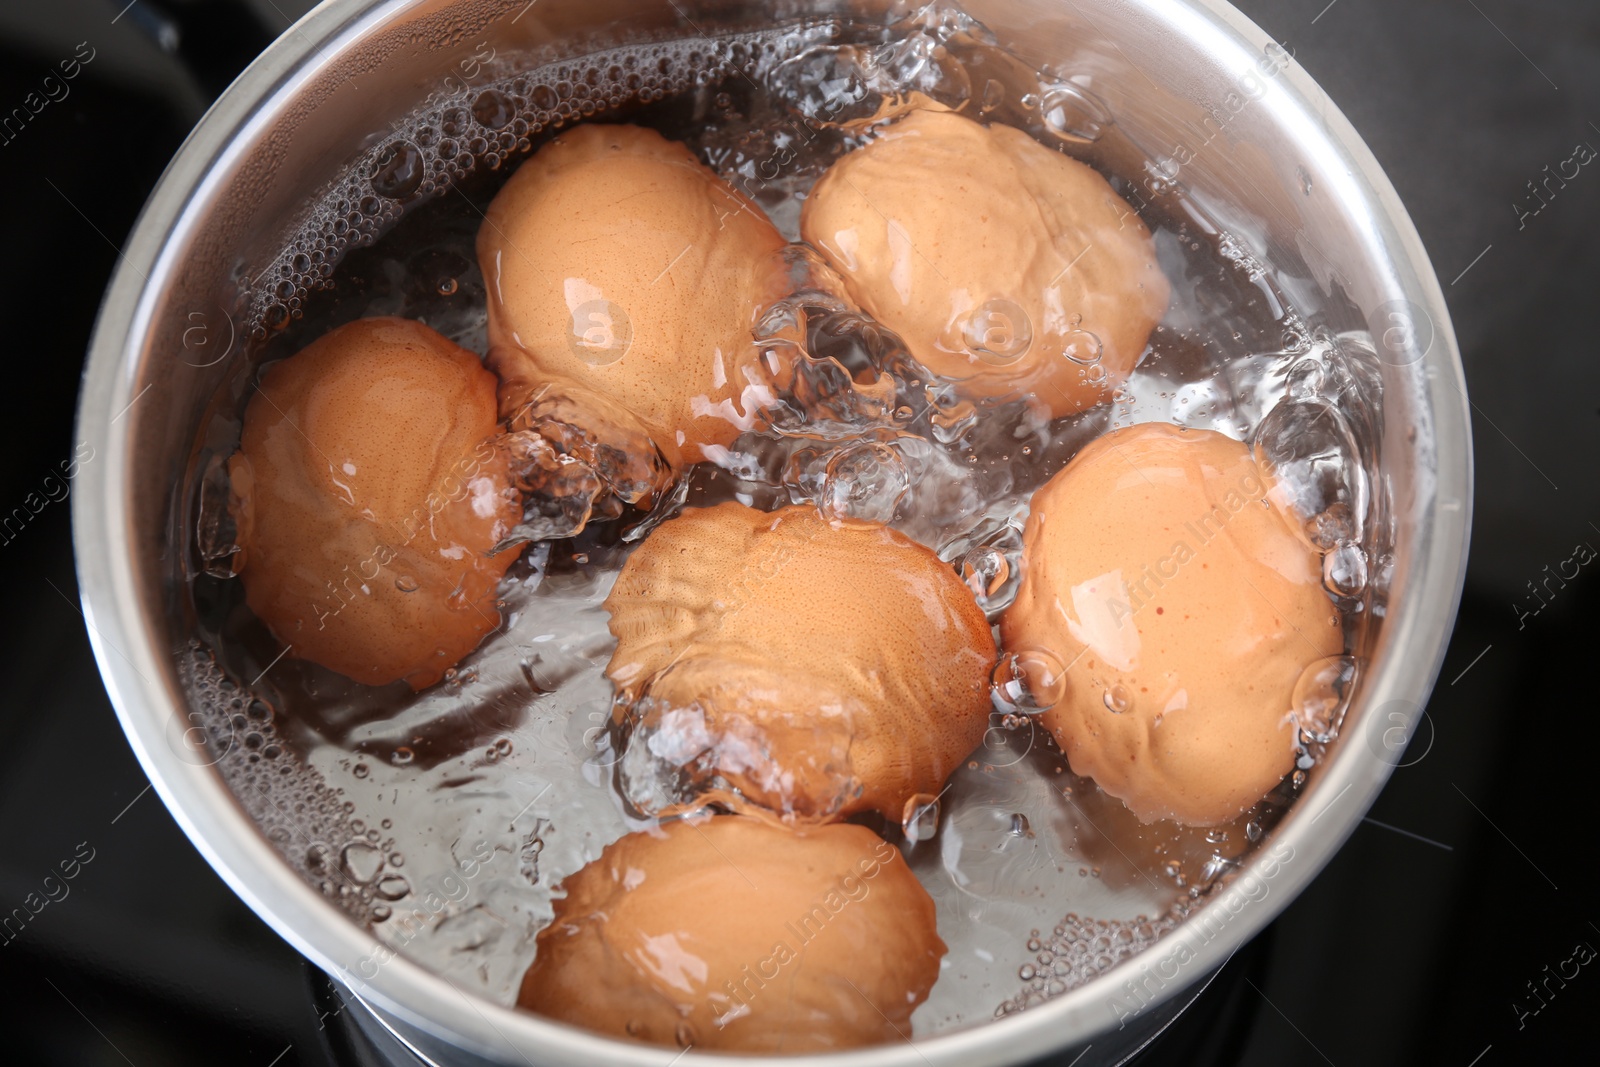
<box><xmin>961</xmin><ymin>545</ymin><xmax>1011</xmax><ymax>602</ymax></box>
<box><xmin>1297</xmin><ymin>166</ymin><xmax>1314</xmax><ymax>195</ymax></box>
<box><xmin>374</xmin><ymin>873</ymin><xmax>411</xmax><ymax>900</ymax></box>
<box><xmin>992</xmin><ymin>650</ymin><xmax>1067</xmax><ymax>713</ymax></box>
<box><xmin>436</xmin><ymin>277</ymin><xmax>459</xmax><ymax>297</ymax></box>
<box><xmin>1009</xmin><ymin>813</ymin><xmax>1033</xmax><ymax>837</ymax></box>
<box><xmin>395</xmin><ymin>575</ymin><xmax>420</xmax><ymax>593</ymax></box>
<box><xmin>1038</xmin><ymin>83</ymin><xmax>1109</xmax><ymax>143</ymax></box>
<box><xmin>1252</xmin><ymin>397</ymin><xmax>1367</xmax><ymax>550</ymax></box>
<box><xmin>1323</xmin><ymin>541</ymin><xmax>1368</xmax><ymax>598</ymax></box>
<box><xmin>371</xmin><ymin>904</ymin><xmax>392</xmax><ymax>922</ymax></box>
<box><xmin>1060</xmin><ymin>329</ymin><xmax>1103</xmax><ymax>366</ymax></box>
<box><xmin>1102</xmin><ymin>685</ymin><xmax>1130</xmax><ymax>714</ymax></box>
<box><xmin>339</xmin><ymin>841</ymin><xmax>384</xmax><ymax>884</ymax></box>
<box><xmin>902</xmin><ymin>792</ymin><xmax>941</xmax><ymax>843</ymax></box>
<box><xmin>1292</xmin><ymin>655</ymin><xmax>1358</xmax><ymax>743</ymax></box>
<box><xmin>391</xmin><ymin>746</ymin><xmax>414</xmax><ymax>766</ymax></box>
<box><xmin>675</xmin><ymin>1022</ymin><xmax>696</xmax><ymax>1048</ymax></box>
<box><xmin>352</xmin><ymin>762</ymin><xmax>370</xmax><ymax>779</ymax></box>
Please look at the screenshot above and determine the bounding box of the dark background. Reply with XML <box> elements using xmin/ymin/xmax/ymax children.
<box><xmin>0</xmin><ymin>0</ymin><xmax>1595</xmax><ymax>1064</ymax></box>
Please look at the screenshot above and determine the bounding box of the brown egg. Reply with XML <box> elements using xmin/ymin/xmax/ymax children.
<box><xmin>227</xmin><ymin>317</ymin><xmax>521</xmax><ymax>689</ymax></box>
<box><xmin>604</xmin><ymin>502</ymin><xmax>996</xmax><ymax>821</ymax></box>
<box><xmin>478</xmin><ymin>123</ymin><xmax>791</xmax><ymax>462</ymax></box>
<box><xmin>1000</xmin><ymin>423</ymin><xmax>1341</xmax><ymax>825</ymax></box>
<box><xmin>518</xmin><ymin>815</ymin><xmax>943</xmax><ymax>1051</ymax></box>
<box><xmin>800</xmin><ymin>109</ymin><xmax>1168</xmax><ymax>419</ymax></box>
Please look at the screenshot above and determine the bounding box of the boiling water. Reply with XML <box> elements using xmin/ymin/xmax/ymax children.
<box><xmin>182</xmin><ymin>0</ymin><xmax>1380</xmax><ymax>1038</ymax></box>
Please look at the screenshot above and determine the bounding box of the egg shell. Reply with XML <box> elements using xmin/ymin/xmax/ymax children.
<box><xmin>227</xmin><ymin>317</ymin><xmax>520</xmax><ymax>689</ymax></box>
<box><xmin>800</xmin><ymin>109</ymin><xmax>1168</xmax><ymax>418</ymax></box>
<box><xmin>604</xmin><ymin>502</ymin><xmax>997</xmax><ymax>821</ymax></box>
<box><xmin>479</xmin><ymin>123</ymin><xmax>791</xmax><ymax>461</ymax></box>
<box><xmin>1000</xmin><ymin>423</ymin><xmax>1341</xmax><ymax>825</ymax></box>
<box><xmin>518</xmin><ymin>815</ymin><xmax>944</xmax><ymax>1051</ymax></box>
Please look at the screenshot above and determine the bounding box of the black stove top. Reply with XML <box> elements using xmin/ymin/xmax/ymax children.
<box><xmin>2</xmin><ymin>2</ymin><xmax>1596</xmax><ymax>1064</ymax></box>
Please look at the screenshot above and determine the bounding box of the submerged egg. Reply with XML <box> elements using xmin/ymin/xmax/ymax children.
<box><xmin>477</xmin><ymin>123</ymin><xmax>791</xmax><ymax>464</ymax></box>
<box><xmin>517</xmin><ymin>815</ymin><xmax>943</xmax><ymax>1051</ymax></box>
<box><xmin>800</xmin><ymin>109</ymin><xmax>1168</xmax><ymax>418</ymax></box>
<box><xmin>1000</xmin><ymin>423</ymin><xmax>1341</xmax><ymax>825</ymax></box>
<box><xmin>604</xmin><ymin>503</ymin><xmax>996</xmax><ymax>821</ymax></box>
<box><xmin>227</xmin><ymin>317</ymin><xmax>521</xmax><ymax>689</ymax></box>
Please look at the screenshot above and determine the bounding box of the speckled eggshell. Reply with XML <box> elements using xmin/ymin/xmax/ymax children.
<box><xmin>800</xmin><ymin>109</ymin><xmax>1168</xmax><ymax>418</ymax></box>
<box><xmin>479</xmin><ymin>123</ymin><xmax>790</xmax><ymax>461</ymax></box>
<box><xmin>604</xmin><ymin>502</ymin><xmax>996</xmax><ymax>821</ymax></box>
<box><xmin>517</xmin><ymin>815</ymin><xmax>944</xmax><ymax>1051</ymax></box>
<box><xmin>1000</xmin><ymin>423</ymin><xmax>1341</xmax><ymax>825</ymax></box>
<box><xmin>227</xmin><ymin>317</ymin><xmax>520</xmax><ymax>689</ymax></box>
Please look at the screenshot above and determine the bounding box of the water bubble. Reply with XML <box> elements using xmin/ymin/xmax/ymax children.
<box><xmin>339</xmin><ymin>841</ymin><xmax>384</xmax><ymax>884</ymax></box>
<box><xmin>436</xmin><ymin>277</ymin><xmax>459</xmax><ymax>296</ymax></box>
<box><xmin>472</xmin><ymin>88</ymin><xmax>515</xmax><ymax>129</ymax></box>
<box><xmin>1101</xmin><ymin>685</ymin><xmax>1130</xmax><ymax>714</ymax></box>
<box><xmin>961</xmin><ymin>545</ymin><xmax>1011</xmax><ymax>602</ymax></box>
<box><xmin>370</xmin><ymin>141</ymin><xmax>425</xmax><ymax>199</ymax></box>
<box><xmin>960</xmin><ymin>298</ymin><xmax>1033</xmax><ymax>364</ymax></box>
<box><xmin>1284</xmin><ymin>358</ymin><xmax>1324</xmax><ymax>400</ymax></box>
<box><xmin>375</xmin><ymin>873</ymin><xmax>411</xmax><ymax>901</ymax></box>
<box><xmin>371</xmin><ymin>904</ymin><xmax>392</xmax><ymax>922</ymax></box>
<box><xmin>390</xmin><ymin>745</ymin><xmax>415</xmax><ymax>766</ymax></box>
<box><xmin>1293</xmin><ymin>655</ymin><xmax>1358</xmax><ymax>743</ymax></box>
<box><xmin>1038</xmin><ymin>83</ymin><xmax>1109</xmax><ymax>143</ymax></box>
<box><xmin>1060</xmin><ymin>329</ymin><xmax>1103</xmax><ymax>366</ymax></box>
<box><xmin>991</xmin><ymin>650</ymin><xmax>1067</xmax><ymax>714</ymax></box>
<box><xmin>352</xmin><ymin>762</ymin><xmax>370</xmax><ymax>779</ymax></box>
<box><xmin>902</xmin><ymin>792</ymin><xmax>941</xmax><ymax>843</ymax></box>
<box><xmin>1252</xmin><ymin>397</ymin><xmax>1367</xmax><ymax>550</ymax></box>
<box><xmin>1323</xmin><ymin>541</ymin><xmax>1368</xmax><ymax>598</ymax></box>
<box><xmin>769</xmin><ymin>33</ymin><xmax>970</xmax><ymax>131</ymax></box>
<box><xmin>819</xmin><ymin>442</ymin><xmax>910</xmax><ymax>524</ymax></box>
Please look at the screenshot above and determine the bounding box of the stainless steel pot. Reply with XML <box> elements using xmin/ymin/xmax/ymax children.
<box><xmin>73</xmin><ymin>0</ymin><xmax>1471</xmax><ymax>1064</ymax></box>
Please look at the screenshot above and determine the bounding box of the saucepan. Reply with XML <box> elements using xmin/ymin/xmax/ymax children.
<box><xmin>73</xmin><ymin>0</ymin><xmax>1470</xmax><ymax>1063</ymax></box>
